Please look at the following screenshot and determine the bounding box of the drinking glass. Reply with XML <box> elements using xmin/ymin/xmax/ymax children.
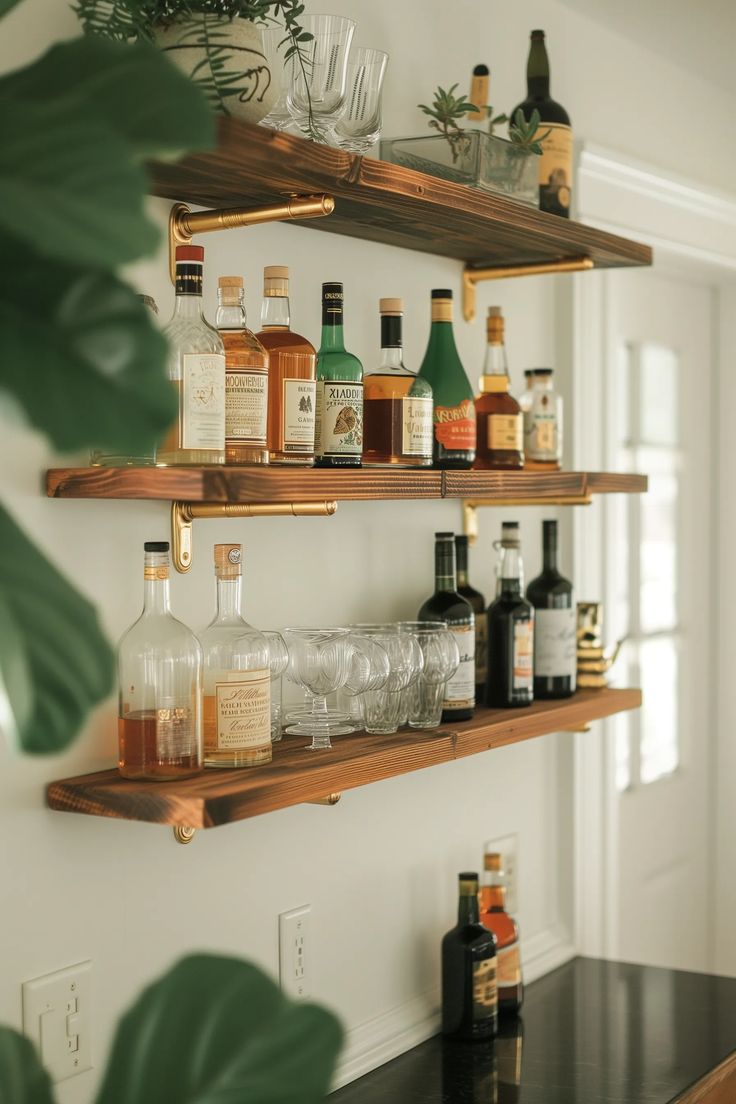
<box><xmin>352</xmin><ymin>625</ymin><xmax>423</xmax><ymax>735</ymax></box>
<box><xmin>263</xmin><ymin>631</ymin><xmax>289</xmax><ymax>741</ymax></box>
<box><xmin>286</xmin><ymin>14</ymin><xmax>356</xmax><ymax>140</ymax></box>
<box><xmin>284</xmin><ymin>628</ymin><xmax>351</xmax><ymax>749</ymax></box>
<box><xmin>259</xmin><ymin>27</ymin><xmax>293</xmax><ymax>131</ymax></box>
<box><xmin>328</xmin><ymin>48</ymin><xmax>388</xmax><ymax>153</ymax></box>
<box><xmin>337</xmin><ymin>633</ymin><xmax>391</xmax><ymax>730</ymax></box>
<box><xmin>398</xmin><ymin>622</ymin><xmax>461</xmax><ymax>729</ymax></box>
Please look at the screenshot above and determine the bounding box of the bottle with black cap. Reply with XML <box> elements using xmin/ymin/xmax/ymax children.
<box><xmin>118</xmin><ymin>541</ymin><xmax>202</xmax><ymax>780</ymax></box>
<box><xmin>417</xmin><ymin>289</ymin><xmax>476</xmax><ymax>468</ymax></box>
<box><xmin>486</xmin><ymin>522</ymin><xmax>534</xmax><ymax>708</ymax></box>
<box><xmin>526</xmin><ymin>519</ymin><xmax>575</xmax><ymax>698</ymax></box>
<box><xmin>442</xmin><ymin>871</ymin><xmax>498</xmax><ymax>1041</ymax></box>
<box><xmin>314</xmin><ymin>281</ymin><xmax>364</xmax><ymax>467</ymax></box>
<box><xmin>418</xmin><ymin>532</ymin><xmax>475</xmax><ymax>721</ymax></box>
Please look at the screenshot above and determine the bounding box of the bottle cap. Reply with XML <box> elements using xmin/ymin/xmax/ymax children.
<box><xmin>484</xmin><ymin>852</ymin><xmax>503</xmax><ymax>872</ymax></box>
<box><xmin>530</xmin><ymin>367</ymin><xmax>554</xmax><ymax>376</ymax></box>
<box><xmin>431</xmin><ymin>288</ymin><xmax>453</xmax><ymax>299</ymax></box>
<box><xmin>264</xmin><ymin>266</ymin><xmax>289</xmax><ymax>296</ymax></box>
<box><xmin>531</xmin><ymin>28</ymin><xmax>545</xmax><ymax>38</ymax></box>
<box><xmin>379</xmin><ymin>297</ymin><xmax>403</xmax><ymax>314</ymax></box>
<box><xmin>175</xmin><ymin>245</ymin><xmax>204</xmax><ymax>262</ymax></box>
<box><xmin>218</xmin><ymin>276</ymin><xmax>243</xmax><ymax>288</ymax></box>
<box><xmin>214</xmin><ymin>543</ymin><xmax>242</xmax><ymax>577</ymax></box>
<box><xmin>459</xmin><ymin>872</ymin><xmax>479</xmax><ymax>896</ymax></box>
<box><xmin>144</xmin><ymin>541</ymin><xmax>169</xmax><ymax>552</ymax></box>
<box><xmin>322</xmin><ymin>281</ymin><xmax>343</xmax><ymax>297</ymax></box>
<box><xmin>455</xmin><ymin>535</ymin><xmax>468</xmax><ymax>548</ymax></box>
<box><xmin>473</xmin><ymin>63</ymin><xmax>490</xmax><ymax>76</ymax></box>
<box><xmin>435</xmin><ymin>531</ymin><xmax>454</xmax><ymax>540</ymax></box>
<box><xmin>264</xmin><ymin>265</ymin><xmax>289</xmax><ymax>279</ymax></box>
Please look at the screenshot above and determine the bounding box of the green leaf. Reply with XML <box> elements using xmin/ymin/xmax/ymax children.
<box><xmin>0</xmin><ymin>504</ymin><xmax>114</xmax><ymax>754</ymax></box>
<box><xmin>0</xmin><ymin>0</ymin><xmax>24</xmax><ymax>14</ymax></box>
<box><xmin>95</xmin><ymin>954</ymin><xmax>343</xmax><ymax>1104</ymax></box>
<box><xmin>0</xmin><ymin>1028</ymin><xmax>55</xmax><ymax>1104</ymax></box>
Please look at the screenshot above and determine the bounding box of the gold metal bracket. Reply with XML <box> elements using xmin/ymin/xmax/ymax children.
<box><xmin>305</xmin><ymin>793</ymin><xmax>342</xmax><ymax>806</ymax></box>
<box><xmin>173</xmin><ymin>825</ymin><xmax>196</xmax><ymax>845</ymax></box>
<box><xmin>462</xmin><ymin>495</ymin><xmax>592</xmax><ymax>544</ymax></box>
<box><xmin>462</xmin><ymin>256</ymin><xmax>594</xmax><ymax>322</ymax></box>
<box><xmin>171</xmin><ymin>499</ymin><xmax>338</xmax><ymax>572</ymax></box>
<box><xmin>169</xmin><ymin>194</ymin><xmax>335</xmax><ymax>283</ymax></box>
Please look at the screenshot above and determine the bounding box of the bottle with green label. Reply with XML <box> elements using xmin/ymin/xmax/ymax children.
<box><xmin>314</xmin><ymin>282</ymin><xmax>364</xmax><ymax>467</ymax></box>
<box><xmin>417</xmin><ymin>289</ymin><xmax>476</xmax><ymax>469</ymax></box>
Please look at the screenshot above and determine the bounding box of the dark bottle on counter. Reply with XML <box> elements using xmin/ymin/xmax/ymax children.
<box><xmin>442</xmin><ymin>872</ymin><xmax>498</xmax><ymax>1041</ymax></box>
<box><xmin>526</xmin><ymin>520</ymin><xmax>575</xmax><ymax>699</ymax></box>
<box><xmin>418</xmin><ymin>533</ymin><xmax>475</xmax><ymax>722</ymax></box>
<box><xmin>486</xmin><ymin>523</ymin><xmax>534</xmax><ymax>708</ymax></box>
<box><xmin>417</xmin><ymin>289</ymin><xmax>476</xmax><ymax>469</ymax></box>
<box><xmin>480</xmin><ymin>852</ymin><xmax>523</xmax><ymax>1014</ymax></box>
<box><xmin>455</xmin><ymin>534</ymin><xmax>488</xmax><ymax>706</ymax></box>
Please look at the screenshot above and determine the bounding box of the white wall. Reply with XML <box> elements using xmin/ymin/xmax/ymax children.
<box><xmin>0</xmin><ymin>2</ymin><xmax>731</xmax><ymax>1102</ymax></box>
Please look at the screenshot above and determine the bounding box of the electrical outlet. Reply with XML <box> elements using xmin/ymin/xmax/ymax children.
<box><xmin>484</xmin><ymin>834</ymin><xmax>518</xmax><ymax>914</ymax></box>
<box><xmin>22</xmin><ymin>961</ymin><xmax>92</xmax><ymax>1083</ymax></box>
<box><xmin>279</xmin><ymin>905</ymin><xmax>310</xmax><ymax>999</ymax></box>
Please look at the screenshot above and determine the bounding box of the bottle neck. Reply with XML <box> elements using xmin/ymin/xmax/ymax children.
<box><xmin>435</xmin><ymin>542</ymin><xmax>457</xmax><ymax>594</ymax></box>
<box><xmin>173</xmin><ymin>292</ymin><xmax>205</xmax><ymax>321</ymax></box>
<box><xmin>216</xmin><ymin>300</ymin><xmax>247</xmax><ymax>330</ymax></box>
<box><xmin>142</xmin><ymin>555</ymin><xmax>172</xmax><ymax>615</ymax></box>
<box><xmin>320</xmin><ymin>320</ymin><xmax>346</xmax><ymax>352</ymax></box>
<box><xmin>455</xmin><ymin>540</ymin><xmax>469</xmax><ymax>588</ymax></box>
<box><xmin>543</xmin><ymin>529</ymin><xmax>559</xmax><ymax>572</ymax></box>
<box><xmin>480</xmin><ymin>340</ymin><xmax>510</xmax><ymax>392</ymax></box>
<box><xmin>500</xmin><ymin>546</ymin><xmax>523</xmax><ymax>596</ymax></box>
<box><xmin>214</xmin><ymin>574</ymin><xmax>243</xmax><ymax>624</ymax></box>
<box><xmin>380</xmin><ymin>315</ymin><xmax>404</xmax><ymax>368</ymax></box>
<box><xmin>527</xmin><ymin>36</ymin><xmax>550</xmax><ymax>98</ymax></box>
<box><xmin>261</xmin><ymin>294</ymin><xmax>291</xmax><ymax>329</ymax></box>
<box><xmin>459</xmin><ymin>889</ymin><xmax>480</xmax><ymax>926</ymax></box>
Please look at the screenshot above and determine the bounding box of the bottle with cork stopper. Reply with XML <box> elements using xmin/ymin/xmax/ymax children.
<box><xmin>216</xmin><ymin>275</ymin><xmax>269</xmax><ymax>466</ymax></box>
<box><xmin>473</xmin><ymin>306</ymin><xmax>524</xmax><ymax>470</ymax></box>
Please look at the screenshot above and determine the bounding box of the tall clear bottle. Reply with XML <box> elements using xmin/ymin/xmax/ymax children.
<box><xmin>157</xmin><ymin>245</ymin><xmax>225</xmax><ymax>466</ymax></box>
<box><xmin>417</xmin><ymin>289</ymin><xmax>476</xmax><ymax>469</ymax></box>
<box><xmin>199</xmin><ymin>544</ymin><xmax>272</xmax><ymax>768</ymax></box>
<box><xmin>118</xmin><ymin>541</ymin><xmax>202</xmax><ymax>780</ymax></box>
<box><xmin>314</xmin><ymin>282</ymin><xmax>364</xmax><ymax>467</ymax></box>
<box><xmin>418</xmin><ymin>532</ymin><xmax>475</xmax><ymax>722</ymax></box>
<box><xmin>474</xmin><ymin>307</ymin><xmax>523</xmax><ymax>470</ymax></box>
<box><xmin>486</xmin><ymin>525</ymin><xmax>534</xmax><ymax>708</ymax></box>
<box><xmin>216</xmin><ymin>276</ymin><xmax>269</xmax><ymax>466</ymax></box>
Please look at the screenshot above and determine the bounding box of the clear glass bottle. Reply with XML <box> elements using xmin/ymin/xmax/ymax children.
<box><xmin>474</xmin><ymin>307</ymin><xmax>524</xmax><ymax>470</ymax></box>
<box><xmin>199</xmin><ymin>543</ymin><xmax>271</xmax><ymax>768</ymax></box>
<box><xmin>486</xmin><ymin>525</ymin><xmax>534</xmax><ymax>708</ymax></box>
<box><xmin>523</xmin><ymin>368</ymin><xmax>563</xmax><ymax>467</ymax></box>
<box><xmin>480</xmin><ymin>852</ymin><xmax>524</xmax><ymax>1014</ymax></box>
<box><xmin>216</xmin><ymin>276</ymin><xmax>269</xmax><ymax>466</ymax></box>
<box><xmin>363</xmin><ymin>298</ymin><xmax>433</xmax><ymax>467</ymax></box>
<box><xmin>118</xmin><ymin>541</ymin><xmax>202</xmax><ymax>780</ymax></box>
<box><xmin>314</xmin><ymin>282</ymin><xmax>364</xmax><ymax>467</ymax></box>
<box><xmin>417</xmin><ymin>289</ymin><xmax>476</xmax><ymax>468</ymax></box>
<box><xmin>157</xmin><ymin>245</ymin><xmax>225</xmax><ymax>466</ymax></box>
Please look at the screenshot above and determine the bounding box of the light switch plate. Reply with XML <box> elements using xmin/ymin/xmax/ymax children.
<box><xmin>279</xmin><ymin>905</ymin><xmax>310</xmax><ymax>999</ymax></box>
<box><xmin>22</xmin><ymin>961</ymin><xmax>92</xmax><ymax>1082</ymax></box>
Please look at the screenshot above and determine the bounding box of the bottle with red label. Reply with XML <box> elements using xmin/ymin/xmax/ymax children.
<box><xmin>417</xmin><ymin>289</ymin><xmax>476</xmax><ymax>468</ymax></box>
<box><xmin>486</xmin><ymin>521</ymin><xmax>534</xmax><ymax>708</ymax></box>
<box><xmin>480</xmin><ymin>851</ymin><xmax>524</xmax><ymax>1014</ymax></box>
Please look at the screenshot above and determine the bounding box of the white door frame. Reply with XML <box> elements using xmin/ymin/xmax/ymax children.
<box><xmin>570</xmin><ymin>143</ymin><xmax>736</xmax><ymax>966</ymax></box>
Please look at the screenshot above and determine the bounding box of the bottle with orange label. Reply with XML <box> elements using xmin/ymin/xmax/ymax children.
<box><xmin>486</xmin><ymin>521</ymin><xmax>534</xmax><ymax>708</ymax></box>
<box><xmin>480</xmin><ymin>851</ymin><xmax>524</xmax><ymax>1014</ymax></box>
<box><xmin>417</xmin><ymin>289</ymin><xmax>476</xmax><ymax>468</ymax></box>
<box><xmin>474</xmin><ymin>306</ymin><xmax>524</xmax><ymax>470</ymax></box>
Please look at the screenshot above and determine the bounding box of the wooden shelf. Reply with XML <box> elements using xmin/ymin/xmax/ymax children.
<box><xmin>148</xmin><ymin>120</ymin><xmax>652</xmax><ymax>272</ymax></box>
<box><xmin>46</xmin><ymin>688</ymin><xmax>641</xmax><ymax>830</ymax></box>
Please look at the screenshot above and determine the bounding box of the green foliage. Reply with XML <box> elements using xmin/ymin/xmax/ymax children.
<box><xmin>508</xmin><ymin>107</ymin><xmax>551</xmax><ymax>156</ymax></box>
<box><xmin>0</xmin><ymin>1027</ymin><xmax>54</xmax><ymax>1104</ymax></box>
<box><xmin>419</xmin><ymin>83</ymin><xmax>476</xmax><ymax>138</ymax></box>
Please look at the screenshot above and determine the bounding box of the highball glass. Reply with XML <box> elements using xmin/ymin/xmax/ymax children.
<box><xmin>328</xmin><ymin>48</ymin><xmax>388</xmax><ymax>153</ymax></box>
<box><xmin>286</xmin><ymin>14</ymin><xmax>355</xmax><ymax>141</ymax></box>
<box><xmin>398</xmin><ymin>622</ymin><xmax>460</xmax><ymax>729</ymax></box>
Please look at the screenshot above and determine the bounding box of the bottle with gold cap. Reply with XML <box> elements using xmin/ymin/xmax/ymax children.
<box><xmin>256</xmin><ymin>265</ymin><xmax>316</xmax><ymax>465</ymax></box>
<box><xmin>363</xmin><ymin>297</ymin><xmax>433</xmax><ymax>467</ymax></box>
<box><xmin>480</xmin><ymin>852</ymin><xmax>524</xmax><ymax>1014</ymax></box>
<box><xmin>474</xmin><ymin>307</ymin><xmax>524</xmax><ymax>470</ymax></box>
<box><xmin>199</xmin><ymin>544</ymin><xmax>272</xmax><ymax>768</ymax></box>
<box><xmin>417</xmin><ymin>289</ymin><xmax>476</xmax><ymax>468</ymax></box>
<box><xmin>216</xmin><ymin>276</ymin><xmax>269</xmax><ymax>466</ymax></box>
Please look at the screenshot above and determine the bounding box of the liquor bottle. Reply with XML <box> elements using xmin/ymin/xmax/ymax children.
<box><xmin>418</xmin><ymin>532</ymin><xmax>475</xmax><ymax>721</ymax></box>
<box><xmin>314</xmin><ymin>282</ymin><xmax>364</xmax><ymax>467</ymax></box>
<box><xmin>480</xmin><ymin>852</ymin><xmax>523</xmax><ymax>1014</ymax></box>
<box><xmin>417</xmin><ymin>289</ymin><xmax>476</xmax><ymax>468</ymax></box>
<box><xmin>511</xmin><ymin>29</ymin><xmax>572</xmax><ymax>217</ymax></box>
<box><xmin>466</xmin><ymin>63</ymin><xmax>489</xmax><ymax>123</ymax></box>
<box><xmin>526</xmin><ymin>519</ymin><xmax>576</xmax><ymax>698</ymax></box>
<box><xmin>257</xmin><ymin>266</ymin><xmax>316</xmax><ymax>466</ymax></box>
<box><xmin>199</xmin><ymin>544</ymin><xmax>272</xmax><ymax>768</ymax></box>
<box><xmin>455</xmin><ymin>535</ymin><xmax>488</xmax><ymax>706</ymax></box>
<box><xmin>474</xmin><ymin>307</ymin><xmax>523</xmax><ymax>470</ymax></box>
<box><xmin>486</xmin><ymin>524</ymin><xmax>534</xmax><ymax>708</ymax></box>
<box><xmin>442</xmin><ymin>872</ymin><xmax>498</xmax><ymax>1041</ymax></box>
<box><xmin>216</xmin><ymin>276</ymin><xmax>269</xmax><ymax>466</ymax></box>
<box><xmin>363</xmin><ymin>298</ymin><xmax>433</xmax><ymax>467</ymax></box>
<box><xmin>522</xmin><ymin>368</ymin><xmax>563</xmax><ymax>468</ymax></box>
<box><xmin>118</xmin><ymin>541</ymin><xmax>202</xmax><ymax>780</ymax></box>
<box><xmin>494</xmin><ymin>521</ymin><xmax>521</xmax><ymax>597</ymax></box>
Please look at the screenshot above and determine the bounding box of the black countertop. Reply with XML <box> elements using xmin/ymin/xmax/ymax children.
<box><xmin>332</xmin><ymin>956</ymin><xmax>736</xmax><ymax>1104</ymax></box>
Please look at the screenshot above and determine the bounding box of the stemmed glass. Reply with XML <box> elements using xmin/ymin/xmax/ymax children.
<box><xmin>284</xmin><ymin>628</ymin><xmax>351</xmax><ymax>750</ymax></box>
<box><xmin>286</xmin><ymin>14</ymin><xmax>356</xmax><ymax>140</ymax></box>
<box><xmin>351</xmin><ymin>625</ymin><xmax>424</xmax><ymax>735</ymax></box>
<box><xmin>327</xmin><ymin>48</ymin><xmax>388</xmax><ymax>153</ymax></box>
<box><xmin>259</xmin><ymin>27</ymin><xmax>293</xmax><ymax>131</ymax></box>
<box><xmin>263</xmin><ymin>631</ymin><xmax>289</xmax><ymax>742</ymax></box>
<box><xmin>338</xmin><ymin>633</ymin><xmax>391</xmax><ymax>730</ymax></box>
<box><xmin>398</xmin><ymin>622</ymin><xmax>461</xmax><ymax>730</ymax></box>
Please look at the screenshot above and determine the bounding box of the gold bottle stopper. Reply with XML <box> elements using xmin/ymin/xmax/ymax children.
<box><xmin>214</xmin><ymin>543</ymin><xmax>242</xmax><ymax>577</ymax></box>
<box><xmin>263</xmin><ymin>265</ymin><xmax>289</xmax><ymax>296</ymax></box>
<box><xmin>218</xmin><ymin>275</ymin><xmax>243</xmax><ymax>305</ymax></box>
<box><xmin>487</xmin><ymin>305</ymin><xmax>504</xmax><ymax>343</ymax></box>
<box><xmin>484</xmin><ymin>851</ymin><xmax>503</xmax><ymax>872</ymax></box>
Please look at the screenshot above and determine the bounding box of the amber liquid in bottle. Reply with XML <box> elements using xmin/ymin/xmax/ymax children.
<box><xmin>474</xmin><ymin>307</ymin><xmax>523</xmax><ymax>470</ymax></box>
<box><xmin>118</xmin><ymin>711</ymin><xmax>200</xmax><ymax>780</ymax></box>
<box><xmin>217</xmin><ymin>276</ymin><xmax>269</xmax><ymax>466</ymax></box>
<box><xmin>480</xmin><ymin>853</ymin><xmax>524</xmax><ymax>1014</ymax></box>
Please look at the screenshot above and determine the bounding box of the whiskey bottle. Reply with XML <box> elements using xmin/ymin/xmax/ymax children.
<box><xmin>486</xmin><ymin>525</ymin><xmax>534</xmax><ymax>708</ymax></box>
<box><xmin>199</xmin><ymin>544</ymin><xmax>271</xmax><ymax>768</ymax></box>
<box><xmin>157</xmin><ymin>245</ymin><xmax>225</xmax><ymax>466</ymax></box>
<box><xmin>417</xmin><ymin>290</ymin><xmax>476</xmax><ymax>468</ymax></box>
<box><xmin>455</xmin><ymin>535</ymin><xmax>488</xmax><ymax>706</ymax></box>
<box><xmin>442</xmin><ymin>872</ymin><xmax>498</xmax><ymax>1041</ymax></box>
<box><xmin>526</xmin><ymin>519</ymin><xmax>575</xmax><ymax>699</ymax></box>
<box><xmin>522</xmin><ymin>368</ymin><xmax>563</xmax><ymax>468</ymax></box>
<box><xmin>257</xmin><ymin>266</ymin><xmax>316</xmax><ymax>466</ymax></box>
<box><xmin>480</xmin><ymin>852</ymin><xmax>524</xmax><ymax>1014</ymax></box>
<box><xmin>418</xmin><ymin>532</ymin><xmax>475</xmax><ymax>722</ymax></box>
<box><xmin>216</xmin><ymin>276</ymin><xmax>269</xmax><ymax>466</ymax></box>
<box><xmin>118</xmin><ymin>542</ymin><xmax>202</xmax><ymax>780</ymax></box>
<box><xmin>314</xmin><ymin>282</ymin><xmax>364</xmax><ymax>467</ymax></box>
<box><xmin>474</xmin><ymin>307</ymin><xmax>523</xmax><ymax>470</ymax></box>
<box><xmin>363</xmin><ymin>298</ymin><xmax>433</xmax><ymax>467</ymax></box>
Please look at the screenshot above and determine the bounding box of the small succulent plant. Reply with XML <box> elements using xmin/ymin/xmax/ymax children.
<box><xmin>507</xmin><ymin>107</ymin><xmax>551</xmax><ymax>155</ymax></box>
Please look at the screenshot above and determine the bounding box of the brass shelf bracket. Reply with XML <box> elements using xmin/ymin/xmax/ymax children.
<box><xmin>168</xmin><ymin>194</ymin><xmax>335</xmax><ymax>283</ymax></box>
<box><xmin>173</xmin><ymin>825</ymin><xmax>196</xmax><ymax>845</ymax></box>
<box><xmin>171</xmin><ymin>499</ymin><xmax>338</xmax><ymax>572</ymax></box>
<box><xmin>462</xmin><ymin>495</ymin><xmax>592</xmax><ymax>544</ymax></box>
<box><xmin>462</xmin><ymin>256</ymin><xmax>594</xmax><ymax>322</ymax></box>
<box><xmin>305</xmin><ymin>793</ymin><xmax>342</xmax><ymax>806</ymax></box>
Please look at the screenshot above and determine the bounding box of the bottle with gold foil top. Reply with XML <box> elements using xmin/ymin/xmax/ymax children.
<box><xmin>199</xmin><ymin>544</ymin><xmax>271</xmax><ymax>768</ymax></box>
<box><xmin>118</xmin><ymin>541</ymin><xmax>202</xmax><ymax>780</ymax></box>
<box><xmin>417</xmin><ymin>289</ymin><xmax>476</xmax><ymax>468</ymax></box>
<box><xmin>442</xmin><ymin>872</ymin><xmax>498</xmax><ymax>1041</ymax></box>
<box><xmin>474</xmin><ymin>307</ymin><xmax>524</xmax><ymax>470</ymax></box>
<box><xmin>480</xmin><ymin>852</ymin><xmax>524</xmax><ymax>1014</ymax></box>
<box><xmin>216</xmin><ymin>276</ymin><xmax>269</xmax><ymax>466</ymax></box>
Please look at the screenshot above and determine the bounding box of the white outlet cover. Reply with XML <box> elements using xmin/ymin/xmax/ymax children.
<box><xmin>22</xmin><ymin>961</ymin><xmax>92</xmax><ymax>1082</ymax></box>
<box><xmin>279</xmin><ymin>905</ymin><xmax>310</xmax><ymax>1000</ymax></box>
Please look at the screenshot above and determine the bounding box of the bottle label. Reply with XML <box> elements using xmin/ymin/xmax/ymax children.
<box><xmin>535</xmin><ymin>122</ymin><xmax>572</xmax><ymax>211</ymax></box>
<box><xmin>472</xmin><ymin>956</ymin><xmax>498</xmax><ymax>1020</ymax></box>
<box><xmin>535</xmin><ymin>607</ymin><xmax>576</xmax><ymax>678</ymax></box>
<box><xmin>434</xmin><ymin>399</ymin><xmax>477</xmax><ymax>451</ymax></box>
<box><xmin>225</xmin><ymin>370</ymin><xmax>268</xmax><ymax>446</ymax></box>
<box><xmin>524</xmin><ymin>394</ymin><xmax>560</xmax><ymax>460</ymax></box>
<box><xmin>497</xmin><ymin>942</ymin><xmax>522</xmax><ymax>988</ymax></box>
<box><xmin>213</xmin><ymin>669</ymin><xmax>271</xmax><ymax>750</ymax></box>
<box><xmin>315</xmin><ymin>381</ymin><xmax>363</xmax><ymax>456</ymax></box>
<box><xmin>512</xmin><ymin>619</ymin><xmax>534</xmax><ymax>691</ymax></box>
<box><xmin>475</xmin><ymin>614</ymin><xmax>488</xmax><ymax>686</ymax></box>
<box><xmin>282</xmin><ymin>378</ymin><xmax>316</xmax><ymax>452</ymax></box>
<box><xmin>444</xmin><ymin>623</ymin><xmax>475</xmax><ymax>709</ymax></box>
<box><xmin>401</xmin><ymin>396</ymin><xmax>433</xmax><ymax>456</ymax></box>
<box><xmin>181</xmin><ymin>353</ymin><xmax>226</xmax><ymax>451</ymax></box>
<box><xmin>488</xmin><ymin>413</ymin><xmax>523</xmax><ymax>450</ymax></box>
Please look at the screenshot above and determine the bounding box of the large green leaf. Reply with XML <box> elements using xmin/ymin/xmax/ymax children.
<box><xmin>0</xmin><ymin>232</ymin><xmax>176</xmax><ymax>452</ymax></box>
<box><xmin>95</xmin><ymin>955</ymin><xmax>343</xmax><ymax>1104</ymax></box>
<box><xmin>0</xmin><ymin>504</ymin><xmax>114</xmax><ymax>754</ymax></box>
<box><xmin>0</xmin><ymin>1028</ymin><xmax>55</xmax><ymax>1104</ymax></box>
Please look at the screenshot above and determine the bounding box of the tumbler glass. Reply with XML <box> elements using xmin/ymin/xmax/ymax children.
<box><xmin>286</xmin><ymin>14</ymin><xmax>355</xmax><ymax>140</ymax></box>
<box><xmin>328</xmin><ymin>48</ymin><xmax>388</xmax><ymax>153</ymax></box>
<box><xmin>351</xmin><ymin>625</ymin><xmax>423</xmax><ymax>735</ymax></box>
<box><xmin>398</xmin><ymin>622</ymin><xmax>460</xmax><ymax>729</ymax></box>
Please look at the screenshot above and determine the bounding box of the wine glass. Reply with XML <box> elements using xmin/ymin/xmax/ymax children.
<box><xmin>258</xmin><ymin>27</ymin><xmax>293</xmax><ymax>131</ymax></box>
<box><xmin>327</xmin><ymin>48</ymin><xmax>388</xmax><ymax>153</ymax></box>
<box><xmin>262</xmin><ymin>630</ymin><xmax>289</xmax><ymax>742</ymax></box>
<box><xmin>284</xmin><ymin>628</ymin><xmax>351</xmax><ymax>749</ymax></box>
<box><xmin>286</xmin><ymin>14</ymin><xmax>355</xmax><ymax>141</ymax></box>
<box><xmin>398</xmin><ymin>622</ymin><xmax>461</xmax><ymax>729</ymax></box>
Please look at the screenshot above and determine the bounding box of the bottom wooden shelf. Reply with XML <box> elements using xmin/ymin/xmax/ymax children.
<box><xmin>46</xmin><ymin>688</ymin><xmax>641</xmax><ymax>831</ymax></box>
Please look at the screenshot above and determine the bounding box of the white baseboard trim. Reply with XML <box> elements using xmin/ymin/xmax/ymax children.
<box><xmin>332</xmin><ymin>924</ymin><xmax>575</xmax><ymax>1091</ymax></box>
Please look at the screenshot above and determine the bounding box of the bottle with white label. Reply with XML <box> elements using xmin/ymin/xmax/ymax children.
<box><xmin>474</xmin><ymin>306</ymin><xmax>524</xmax><ymax>470</ymax></box>
<box><xmin>216</xmin><ymin>276</ymin><xmax>269</xmax><ymax>466</ymax></box>
<box><xmin>157</xmin><ymin>245</ymin><xmax>226</xmax><ymax>466</ymax></box>
<box><xmin>314</xmin><ymin>282</ymin><xmax>364</xmax><ymax>467</ymax></box>
<box><xmin>418</xmin><ymin>532</ymin><xmax>475</xmax><ymax>722</ymax></box>
<box><xmin>522</xmin><ymin>368</ymin><xmax>563</xmax><ymax>468</ymax></box>
<box><xmin>526</xmin><ymin>519</ymin><xmax>575</xmax><ymax>698</ymax></box>
<box><xmin>487</xmin><ymin>523</ymin><xmax>534</xmax><ymax>708</ymax></box>
<box><xmin>199</xmin><ymin>543</ymin><xmax>271</xmax><ymax>768</ymax></box>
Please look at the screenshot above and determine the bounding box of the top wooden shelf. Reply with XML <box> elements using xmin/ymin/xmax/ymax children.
<box><xmin>148</xmin><ymin>120</ymin><xmax>652</xmax><ymax>271</ymax></box>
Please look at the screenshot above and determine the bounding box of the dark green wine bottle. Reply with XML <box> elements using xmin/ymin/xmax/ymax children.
<box><xmin>486</xmin><ymin>522</ymin><xmax>534</xmax><ymax>708</ymax></box>
<box><xmin>442</xmin><ymin>872</ymin><xmax>498</xmax><ymax>1041</ymax></box>
<box><xmin>526</xmin><ymin>519</ymin><xmax>576</xmax><ymax>699</ymax></box>
<box><xmin>314</xmin><ymin>282</ymin><xmax>363</xmax><ymax>467</ymax></box>
<box><xmin>418</xmin><ymin>532</ymin><xmax>475</xmax><ymax>721</ymax></box>
<box><xmin>417</xmin><ymin>290</ymin><xmax>476</xmax><ymax>468</ymax></box>
<box><xmin>455</xmin><ymin>535</ymin><xmax>488</xmax><ymax>706</ymax></box>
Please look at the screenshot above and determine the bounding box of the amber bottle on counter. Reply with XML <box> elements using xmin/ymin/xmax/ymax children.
<box><xmin>480</xmin><ymin>852</ymin><xmax>524</xmax><ymax>1013</ymax></box>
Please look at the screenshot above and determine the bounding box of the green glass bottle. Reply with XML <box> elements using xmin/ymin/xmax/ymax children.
<box><xmin>417</xmin><ymin>289</ymin><xmax>476</xmax><ymax>469</ymax></box>
<box><xmin>314</xmin><ymin>282</ymin><xmax>364</xmax><ymax>467</ymax></box>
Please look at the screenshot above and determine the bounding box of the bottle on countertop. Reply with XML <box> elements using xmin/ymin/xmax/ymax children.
<box><xmin>474</xmin><ymin>306</ymin><xmax>524</xmax><ymax>470</ymax></box>
<box><xmin>216</xmin><ymin>276</ymin><xmax>269</xmax><ymax>466</ymax></box>
<box><xmin>480</xmin><ymin>852</ymin><xmax>524</xmax><ymax>1014</ymax></box>
<box><xmin>417</xmin><ymin>289</ymin><xmax>476</xmax><ymax>469</ymax></box>
<box><xmin>314</xmin><ymin>282</ymin><xmax>363</xmax><ymax>467</ymax></box>
<box><xmin>442</xmin><ymin>872</ymin><xmax>498</xmax><ymax>1041</ymax></box>
<box><xmin>418</xmin><ymin>532</ymin><xmax>475</xmax><ymax>722</ymax></box>
<box><xmin>522</xmin><ymin>369</ymin><xmax>563</xmax><ymax>468</ymax></box>
<box><xmin>526</xmin><ymin>520</ymin><xmax>576</xmax><ymax>699</ymax></box>
<box><xmin>486</xmin><ymin>522</ymin><xmax>534</xmax><ymax>708</ymax></box>
<box><xmin>455</xmin><ymin>534</ymin><xmax>488</xmax><ymax>706</ymax></box>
